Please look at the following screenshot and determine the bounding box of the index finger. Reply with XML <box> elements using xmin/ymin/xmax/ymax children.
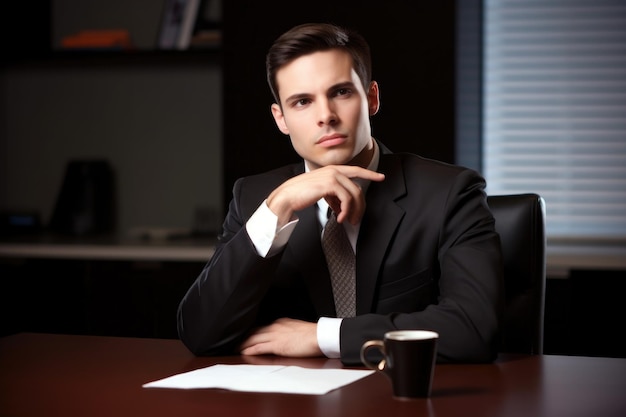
<box><xmin>331</xmin><ymin>165</ymin><xmax>385</xmax><ymax>182</ymax></box>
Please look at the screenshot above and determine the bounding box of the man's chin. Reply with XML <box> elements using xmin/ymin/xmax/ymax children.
<box><xmin>322</xmin><ymin>154</ymin><xmax>354</xmax><ymax>167</ymax></box>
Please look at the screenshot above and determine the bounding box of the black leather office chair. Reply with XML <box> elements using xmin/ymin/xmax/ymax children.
<box><xmin>487</xmin><ymin>193</ymin><xmax>546</xmax><ymax>355</ymax></box>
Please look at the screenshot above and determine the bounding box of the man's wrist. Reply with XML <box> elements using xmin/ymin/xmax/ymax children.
<box><xmin>246</xmin><ymin>200</ymin><xmax>298</xmax><ymax>257</ymax></box>
<box><xmin>317</xmin><ymin>317</ymin><xmax>342</xmax><ymax>358</ymax></box>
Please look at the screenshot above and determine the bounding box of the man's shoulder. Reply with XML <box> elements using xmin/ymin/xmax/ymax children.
<box><xmin>379</xmin><ymin>151</ymin><xmax>485</xmax><ymax>200</ymax></box>
<box><xmin>231</xmin><ymin>162</ymin><xmax>303</xmax><ymax>210</ymax></box>
<box><xmin>236</xmin><ymin>162</ymin><xmax>303</xmax><ymax>188</ymax></box>
<box><xmin>225</xmin><ymin>163</ymin><xmax>302</xmax><ymax>217</ymax></box>
<box><xmin>382</xmin><ymin>151</ymin><xmax>475</xmax><ymax>178</ymax></box>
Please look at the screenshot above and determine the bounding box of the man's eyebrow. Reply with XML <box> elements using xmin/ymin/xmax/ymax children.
<box><xmin>284</xmin><ymin>92</ymin><xmax>311</xmax><ymax>104</ymax></box>
<box><xmin>284</xmin><ymin>81</ymin><xmax>357</xmax><ymax>104</ymax></box>
<box><xmin>332</xmin><ymin>81</ymin><xmax>356</xmax><ymax>90</ymax></box>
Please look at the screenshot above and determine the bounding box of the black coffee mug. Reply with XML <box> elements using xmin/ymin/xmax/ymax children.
<box><xmin>360</xmin><ymin>330</ymin><xmax>438</xmax><ymax>399</ymax></box>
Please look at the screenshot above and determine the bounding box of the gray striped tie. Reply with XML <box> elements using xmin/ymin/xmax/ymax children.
<box><xmin>322</xmin><ymin>211</ymin><xmax>356</xmax><ymax>317</ymax></box>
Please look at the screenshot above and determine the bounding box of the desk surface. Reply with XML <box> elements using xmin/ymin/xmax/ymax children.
<box><xmin>1</xmin><ymin>333</ymin><xmax>625</xmax><ymax>417</ymax></box>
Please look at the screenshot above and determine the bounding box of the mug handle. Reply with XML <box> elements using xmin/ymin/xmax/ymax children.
<box><xmin>360</xmin><ymin>340</ymin><xmax>386</xmax><ymax>371</ymax></box>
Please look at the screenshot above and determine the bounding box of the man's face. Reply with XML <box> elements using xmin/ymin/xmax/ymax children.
<box><xmin>271</xmin><ymin>49</ymin><xmax>379</xmax><ymax>170</ymax></box>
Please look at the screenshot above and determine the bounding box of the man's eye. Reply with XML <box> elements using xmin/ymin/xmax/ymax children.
<box><xmin>336</xmin><ymin>88</ymin><xmax>352</xmax><ymax>97</ymax></box>
<box><xmin>294</xmin><ymin>98</ymin><xmax>310</xmax><ymax>107</ymax></box>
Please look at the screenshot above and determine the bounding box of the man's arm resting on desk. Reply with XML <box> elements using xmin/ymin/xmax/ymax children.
<box><xmin>243</xmin><ymin>201</ymin><xmax>341</xmax><ymax>358</ymax></box>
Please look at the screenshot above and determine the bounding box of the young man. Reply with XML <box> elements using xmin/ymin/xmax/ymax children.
<box><xmin>177</xmin><ymin>23</ymin><xmax>504</xmax><ymax>365</ymax></box>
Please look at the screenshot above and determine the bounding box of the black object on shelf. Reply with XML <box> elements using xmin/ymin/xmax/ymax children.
<box><xmin>49</xmin><ymin>159</ymin><xmax>116</xmax><ymax>236</ymax></box>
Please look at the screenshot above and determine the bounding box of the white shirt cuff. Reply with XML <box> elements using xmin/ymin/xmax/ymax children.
<box><xmin>245</xmin><ymin>199</ymin><xmax>298</xmax><ymax>257</ymax></box>
<box><xmin>317</xmin><ymin>317</ymin><xmax>342</xmax><ymax>358</ymax></box>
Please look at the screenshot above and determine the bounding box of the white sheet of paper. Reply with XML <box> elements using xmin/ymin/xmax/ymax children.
<box><xmin>142</xmin><ymin>364</ymin><xmax>374</xmax><ymax>395</ymax></box>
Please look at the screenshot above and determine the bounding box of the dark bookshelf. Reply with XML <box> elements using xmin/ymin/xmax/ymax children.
<box><xmin>3</xmin><ymin>1</ymin><xmax>52</xmax><ymax>62</ymax></box>
<box><xmin>2</xmin><ymin>0</ymin><xmax>221</xmax><ymax>68</ymax></box>
<box><xmin>5</xmin><ymin>48</ymin><xmax>222</xmax><ymax>70</ymax></box>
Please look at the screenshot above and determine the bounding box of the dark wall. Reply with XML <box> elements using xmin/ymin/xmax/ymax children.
<box><xmin>544</xmin><ymin>270</ymin><xmax>626</xmax><ymax>358</ymax></box>
<box><xmin>221</xmin><ymin>1</ymin><xmax>456</xmax><ymax>209</ymax></box>
<box><xmin>0</xmin><ymin>258</ymin><xmax>203</xmax><ymax>339</ymax></box>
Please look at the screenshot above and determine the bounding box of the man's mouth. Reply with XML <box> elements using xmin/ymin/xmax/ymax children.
<box><xmin>317</xmin><ymin>133</ymin><xmax>347</xmax><ymax>147</ymax></box>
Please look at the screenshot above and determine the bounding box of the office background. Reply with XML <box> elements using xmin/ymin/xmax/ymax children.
<box><xmin>1</xmin><ymin>0</ymin><xmax>624</xmax><ymax>357</ymax></box>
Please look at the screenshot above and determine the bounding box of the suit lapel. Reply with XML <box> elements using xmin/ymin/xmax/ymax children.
<box><xmin>356</xmin><ymin>154</ymin><xmax>406</xmax><ymax>314</ymax></box>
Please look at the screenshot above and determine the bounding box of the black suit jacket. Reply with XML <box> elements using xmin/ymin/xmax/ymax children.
<box><xmin>177</xmin><ymin>143</ymin><xmax>504</xmax><ymax>364</ymax></box>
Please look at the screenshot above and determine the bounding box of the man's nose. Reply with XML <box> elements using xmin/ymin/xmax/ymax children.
<box><xmin>317</xmin><ymin>99</ymin><xmax>338</xmax><ymax>126</ymax></box>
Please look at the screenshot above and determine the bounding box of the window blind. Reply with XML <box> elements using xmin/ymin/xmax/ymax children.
<box><xmin>483</xmin><ymin>0</ymin><xmax>626</xmax><ymax>240</ymax></box>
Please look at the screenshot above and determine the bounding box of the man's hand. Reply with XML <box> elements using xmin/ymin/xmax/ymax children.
<box><xmin>239</xmin><ymin>318</ymin><xmax>323</xmax><ymax>357</ymax></box>
<box><xmin>267</xmin><ymin>165</ymin><xmax>385</xmax><ymax>227</ymax></box>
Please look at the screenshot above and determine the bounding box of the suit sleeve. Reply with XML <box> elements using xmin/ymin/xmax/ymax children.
<box><xmin>176</xmin><ymin>178</ymin><xmax>283</xmax><ymax>356</ymax></box>
<box><xmin>340</xmin><ymin>168</ymin><xmax>505</xmax><ymax>365</ymax></box>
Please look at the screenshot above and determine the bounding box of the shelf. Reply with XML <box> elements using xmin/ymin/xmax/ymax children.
<box><xmin>0</xmin><ymin>234</ymin><xmax>216</xmax><ymax>262</ymax></box>
<box><xmin>5</xmin><ymin>47</ymin><xmax>222</xmax><ymax>69</ymax></box>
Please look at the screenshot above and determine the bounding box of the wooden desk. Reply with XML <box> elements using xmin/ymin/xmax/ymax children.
<box><xmin>1</xmin><ymin>333</ymin><xmax>625</xmax><ymax>417</ymax></box>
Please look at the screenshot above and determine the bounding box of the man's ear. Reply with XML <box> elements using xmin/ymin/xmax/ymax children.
<box><xmin>367</xmin><ymin>81</ymin><xmax>380</xmax><ymax>116</ymax></box>
<box><xmin>271</xmin><ymin>103</ymin><xmax>290</xmax><ymax>135</ymax></box>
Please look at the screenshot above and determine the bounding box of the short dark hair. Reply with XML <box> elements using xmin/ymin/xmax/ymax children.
<box><xmin>266</xmin><ymin>23</ymin><xmax>372</xmax><ymax>105</ymax></box>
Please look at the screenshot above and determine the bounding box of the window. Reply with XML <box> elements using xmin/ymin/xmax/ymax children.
<box><xmin>483</xmin><ymin>1</ymin><xmax>626</xmax><ymax>249</ymax></box>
